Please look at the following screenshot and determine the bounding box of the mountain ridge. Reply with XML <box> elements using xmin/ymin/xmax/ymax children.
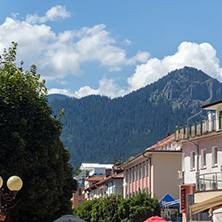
<box><xmin>49</xmin><ymin>67</ymin><xmax>222</xmax><ymax>169</ymax></box>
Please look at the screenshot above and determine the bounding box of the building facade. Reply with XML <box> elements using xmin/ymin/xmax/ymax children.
<box><xmin>121</xmin><ymin>134</ymin><xmax>182</xmax><ymax>201</ymax></box>
<box><xmin>175</xmin><ymin>100</ymin><xmax>222</xmax><ymax>222</ymax></box>
<box><xmin>84</xmin><ymin>165</ymin><xmax>123</xmax><ymax>200</ymax></box>
<box><xmin>72</xmin><ymin>172</ymin><xmax>87</xmax><ymax>209</ymax></box>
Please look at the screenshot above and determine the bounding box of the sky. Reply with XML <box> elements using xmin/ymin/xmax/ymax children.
<box><xmin>1</xmin><ymin>1</ymin><xmax>222</xmax><ymax>98</ymax></box>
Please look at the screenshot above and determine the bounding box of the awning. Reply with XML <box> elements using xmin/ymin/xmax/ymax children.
<box><xmin>189</xmin><ymin>194</ymin><xmax>222</xmax><ymax>215</ymax></box>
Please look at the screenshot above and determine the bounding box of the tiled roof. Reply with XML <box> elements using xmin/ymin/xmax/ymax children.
<box><xmin>146</xmin><ymin>133</ymin><xmax>175</xmax><ymax>150</ymax></box>
<box><xmin>86</xmin><ymin>172</ymin><xmax>124</xmax><ymax>190</ymax></box>
<box><xmin>85</xmin><ymin>176</ymin><xmax>104</xmax><ymax>182</ymax></box>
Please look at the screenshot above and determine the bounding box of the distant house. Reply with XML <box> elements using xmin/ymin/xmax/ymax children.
<box><xmin>78</xmin><ymin>163</ymin><xmax>115</xmax><ymax>200</ymax></box>
<box><xmin>71</xmin><ymin>172</ymin><xmax>87</xmax><ymax>209</ymax></box>
<box><xmin>121</xmin><ymin>134</ymin><xmax>182</xmax><ymax>202</ymax></box>
<box><xmin>71</xmin><ymin>185</ymin><xmax>86</xmax><ymax>209</ymax></box>
<box><xmin>175</xmin><ymin>99</ymin><xmax>222</xmax><ymax>221</ymax></box>
<box><xmin>72</xmin><ymin>163</ymin><xmax>113</xmax><ymax>207</ymax></box>
<box><xmin>84</xmin><ymin>164</ymin><xmax>123</xmax><ymax>200</ymax></box>
<box><xmin>80</xmin><ymin>163</ymin><xmax>113</xmax><ymax>177</ymax></box>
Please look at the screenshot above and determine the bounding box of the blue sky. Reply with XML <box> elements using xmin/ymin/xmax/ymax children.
<box><xmin>1</xmin><ymin>1</ymin><xmax>222</xmax><ymax>98</ymax></box>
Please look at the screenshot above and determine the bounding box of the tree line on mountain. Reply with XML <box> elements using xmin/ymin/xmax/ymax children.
<box><xmin>49</xmin><ymin>67</ymin><xmax>222</xmax><ymax>170</ymax></box>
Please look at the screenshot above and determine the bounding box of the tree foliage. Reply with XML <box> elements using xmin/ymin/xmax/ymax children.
<box><xmin>91</xmin><ymin>194</ymin><xmax>123</xmax><ymax>222</ymax></box>
<box><xmin>49</xmin><ymin>67</ymin><xmax>221</xmax><ymax>169</ymax></box>
<box><xmin>74</xmin><ymin>192</ymin><xmax>160</xmax><ymax>222</ymax></box>
<box><xmin>0</xmin><ymin>43</ymin><xmax>77</xmax><ymax>222</ymax></box>
<box><xmin>118</xmin><ymin>191</ymin><xmax>160</xmax><ymax>222</ymax></box>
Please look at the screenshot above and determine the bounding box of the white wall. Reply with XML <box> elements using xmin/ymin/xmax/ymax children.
<box><xmin>182</xmin><ymin>133</ymin><xmax>222</xmax><ymax>186</ymax></box>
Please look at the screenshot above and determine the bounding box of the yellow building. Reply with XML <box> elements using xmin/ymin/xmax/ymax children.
<box><xmin>121</xmin><ymin>134</ymin><xmax>182</xmax><ymax>201</ymax></box>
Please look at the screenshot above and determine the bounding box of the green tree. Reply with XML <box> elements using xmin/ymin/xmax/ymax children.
<box><xmin>118</xmin><ymin>191</ymin><xmax>160</xmax><ymax>222</ymax></box>
<box><xmin>91</xmin><ymin>194</ymin><xmax>123</xmax><ymax>222</ymax></box>
<box><xmin>0</xmin><ymin>43</ymin><xmax>77</xmax><ymax>222</ymax></box>
<box><xmin>74</xmin><ymin>198</ymin><xmax>99</xmax><ymax>222</ymax></box>
<box><xmin>74</xmin><ymin>192</ymin><xmax>160</xmax><ymax>222</ymax></box>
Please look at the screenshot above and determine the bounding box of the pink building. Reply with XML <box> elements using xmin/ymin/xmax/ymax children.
<box><xmin>121</xmin><ymin>134</ymin><xmax>182</xmax><ymax>201</ymax></box>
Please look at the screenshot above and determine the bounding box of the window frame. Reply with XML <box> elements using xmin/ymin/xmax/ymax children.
<box><xmin>201</xmin><ymin>149</ymin><xmax>206</xmax><ymax>168</ymax></box>
<box><xmin>190</xmin><ymin>151</ymin><xmax>195</xmax><ymax>170</ymax></box>
<box><xmin>212</xmin><ymin>146</ymin><xmax>218</xmax><ymax>166</ymax></box>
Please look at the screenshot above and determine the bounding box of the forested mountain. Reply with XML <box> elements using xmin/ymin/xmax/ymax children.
<box><xmin>49</xmin><ymin>67</ymin><xmax>222</xmax><ymax>169</ymax></box>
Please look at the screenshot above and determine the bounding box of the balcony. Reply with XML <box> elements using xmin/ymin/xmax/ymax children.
<box><xmin>175</xmin><ymin>116</ymin><xmax>222</xmax><ymax>141</ymax></box>
<box><xmin>197</xmin><ymin>172</ymin><xmax>222</xmax><ymax>192</ymax></box>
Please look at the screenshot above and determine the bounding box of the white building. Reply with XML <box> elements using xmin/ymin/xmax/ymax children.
<box><xmin>175</xmin><ymin>99</ymin><xmax>222</xmax><ymax>222</ymax></box>
<box><xmin>84</xmin><ymin>164</ymin><xmax>123</xmax><ymax>200</ymax></box>
<box><xmin>80</xmin><ymin>163</ymin><xmax>113</xmax><ymax>176</ymax></box>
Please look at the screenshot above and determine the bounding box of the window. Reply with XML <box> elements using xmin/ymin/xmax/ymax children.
<box><xmin>143</xmin><ymin>163</ymin><xmax>145</xmax><ymax>177</ymax></box>
<box><xmin>128</xmin><ymin>169</ymin><xmax>131</xmax><ymax>182</ymax></box>
<box><xmin>201</xmin><ymin>149</ymin><xmax>206</xmax><ymax>168</ymax></box>
<box><xmin>212</xmin><ymin>147</ymin><xmax>218</xmax><ymax>165</ymax></box>
<box><xmin>190</xmin><ymin>151</ymin><xmax>195</xmax><ymax>169</ymax></box>
<box><xmin>79</xmin><ymin>188</ymin><xmax>82</xmax><ymax>196</ymax></box>
<box><xmin>168</xmin><ymin>142</ymin><xmax>172</xmax><ymax>150</ymax></box>
<box><xmin>132</xmin><ymin>168</ymin><xmax>134</xmax><ymax>182</ymax></box>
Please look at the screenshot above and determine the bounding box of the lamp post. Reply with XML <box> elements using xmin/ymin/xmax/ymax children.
<box><xmin>0</xmin><ymin>176</ymin><xmax>23</xmax><ymax>221</ymax></box>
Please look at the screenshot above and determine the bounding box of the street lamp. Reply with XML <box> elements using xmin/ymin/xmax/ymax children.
<box><xmin>0</xmin><ymin>176</ymin><xmax>23</xmax><ymax>221</ymax></box>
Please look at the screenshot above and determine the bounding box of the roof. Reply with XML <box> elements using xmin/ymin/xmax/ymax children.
<box><xmin>201</xmin><ymin>99</ymin><xmax>222</xmax><ymax>110</ymax></box>
<box><xmin>80</xmin><ymin>163</ymin><xmax>113</xmax><ymax>171</ymax></box>
<box><xmin>120</xmin><ymin>133</ymin><xmax>181</xmax><ymax>168</ymax></box>
<box><xmin>97</xmin><ymin>172</ymin><xmax>124</xmax><ymax>185</ymax></box>
<box><xmin>121</xmin><ymin>150</ymin><xmax>181</xmax><ymax>168</ymax></box>
<box><xmin>114</xmin><ymin>172</ymin><xmax>124</xmax><ymax>178</ymax></box>
<box><xmin>147</xmin><ymin>133</ymin><xmax>175</xmax><ymax>150</ymax></box>
<box><xmin>85</xmin><ymin>176</ymin><xmax>104</xmax><ymax>182</ymax></box>
<box><xmin>85</xmin><ymin>172</ymin><xmax>124</xmax><ymax>191</ymax></box>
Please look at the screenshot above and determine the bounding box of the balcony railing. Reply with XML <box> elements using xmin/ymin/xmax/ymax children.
<box><xmin>175</xmin><ymin>117</ymin><xmax>222</xmax><ymax>141</ymax></box>
<box><xmin>197</xmin><ymin>172</ymin><xmax>222</xmax><ymax>192</ymax></box>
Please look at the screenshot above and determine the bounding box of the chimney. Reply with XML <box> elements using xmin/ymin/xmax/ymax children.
<box><xmin>105</xmin><ymin>169</ymin><xmax>111</xmax><ymax>177</ymax></box>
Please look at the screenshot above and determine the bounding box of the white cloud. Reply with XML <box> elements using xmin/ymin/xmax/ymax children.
<box><xmin>0</xmin><ymin>8</ymin><xmax>148</xmax><ymax>81</ymax></box>
<box><xmin>26</xmin><ymin>5</ymin><xmax>71</xmax><ymax>24</ymax></box>
<box><xmin>74</xmin><ymin>24</ymin><xmax>149</xmax><ymax>71</ymax></box>
<box><xmin>48</xmin><ymin>88</ymin><xmax>75</xmax><ymax>97</ymax></box>
<box><xmin>74</xmin><ymin>77</ymin><xmax>127</xmax><ymax>98</ymax></box>
<box><xmin>127</xmin><ymin>42</ymin><xmax>222</xmax><ymax>92</ymax></box>
<box><xmin>1</xmin><ymin>7</ymin><xmax>222</xmax><ymax>100</ymax></box>
<box><xmin>74</xmin><ymin>42</ymin><xmax>222</xmax><ymax>98</ymax></box>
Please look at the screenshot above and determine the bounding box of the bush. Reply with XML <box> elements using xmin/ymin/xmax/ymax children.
<box><xmin>74</xmin><ymin>191</ymin><xmax>160</xmax><ymax>222</ymax></box>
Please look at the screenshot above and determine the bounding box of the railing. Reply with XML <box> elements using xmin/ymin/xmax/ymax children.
<box><xmin>164</xmin><ymin>217</ymin><xmax>182</xmax><ymax>221</ymax></box>
<box><xmin>175</xmin><ymin>117</ymin><xmax>222</xmax><ymax>141</ymax></box>
<box><xmin>197</xmin><ymin>172</ymin><xmax>222</xmax><ymax>191</ymax></box>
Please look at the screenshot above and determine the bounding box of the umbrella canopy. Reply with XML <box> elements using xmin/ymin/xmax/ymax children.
<box><xmin>143</xmin><ymin>216</ymin><xmax>167</xmax><ymax>222</ymax></box>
